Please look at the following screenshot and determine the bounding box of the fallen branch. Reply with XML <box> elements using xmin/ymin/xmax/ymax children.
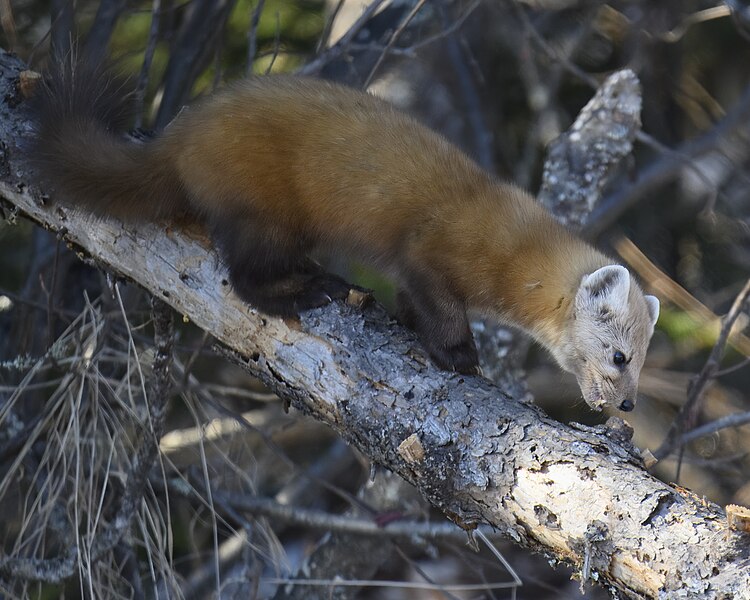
<box><xmin>1</xmin><ymin>50</ymin><xmax>749</xmax><ymax>598</ymax></box>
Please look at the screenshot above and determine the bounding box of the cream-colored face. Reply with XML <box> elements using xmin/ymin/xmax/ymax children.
<box><xmin>565</xmin><ymin>265</ymin><xmax>660</xmax><ymax>412</ymax></box>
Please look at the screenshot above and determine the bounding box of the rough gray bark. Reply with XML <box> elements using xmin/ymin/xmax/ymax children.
<box><xmin>2</xmin><ymin>51</ymin><xmax>749</xmax><ymax>599</ymax></box>
<box><xmin>538</xmin><ymin>69</ymin><xmax>642</xmax><ymax>228</ymax></box>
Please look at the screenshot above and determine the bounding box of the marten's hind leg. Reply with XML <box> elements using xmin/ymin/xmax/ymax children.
<box><xmin>210</xmin><ymin>214</ymin><xmax>351</xmax><ymax>316</ymax></box>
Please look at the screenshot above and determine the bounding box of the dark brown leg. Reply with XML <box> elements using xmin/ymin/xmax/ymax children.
<box><xmin>397</xmin><ymin>270</ymin><xmax>478</xmax><ymax>374</ymax></box>
<box><xmin>210</xmin><ymin>214</ymin><xmax>351</xmax><ymax>316</ymax></box>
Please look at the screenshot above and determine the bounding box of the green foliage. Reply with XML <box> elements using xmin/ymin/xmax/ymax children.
<box><xmin>106</xmin><ymin>1</ymin><xmax>324</xmax><ymax>91</ymax></box>
<box><xmin>228</xmin><ymin>0</ymin><xmax>325</xmax><ymax>71</ymax></box>
<box><xmin>350</xmin><ymin>263</ymin><xmax>397</xmax><ymax>309</ymax></box>
<box><xmin>657</xmin><ymin>306</ymin><xmax>715</xmax><ymax>349</ymax></box>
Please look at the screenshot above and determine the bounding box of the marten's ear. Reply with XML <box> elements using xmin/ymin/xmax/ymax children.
<box><xmin>575</xmin><ymin>265</ymin><xmax>630</xmax><ymax>312</ymax></box>
<box><xmin>645</xmin><ymin>295</ymin><xmax>660</xmax><ymax>328</ymax></box>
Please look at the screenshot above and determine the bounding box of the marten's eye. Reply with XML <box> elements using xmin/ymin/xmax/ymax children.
<box><xmin>613</xmin><ymin>351</ymin><xmax>627</xmax><ymax>367</ymax></box>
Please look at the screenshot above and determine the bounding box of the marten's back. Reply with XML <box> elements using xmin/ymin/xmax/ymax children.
<box><xmin>161</xmin><ymin>76</ymin><xmax>496</xmax><ymax>253</ymax></box>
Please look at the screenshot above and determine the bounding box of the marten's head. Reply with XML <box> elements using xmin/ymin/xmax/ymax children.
<box><xmin>560</xmin><ymin>265</ymin><xmax>659</xmax><ymax>412</ymax></box>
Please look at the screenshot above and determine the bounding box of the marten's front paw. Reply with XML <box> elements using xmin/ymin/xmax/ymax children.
<box><xmin>428</xmin><ymin>341</ymin><xmax>480</xmax><ymax>375</ymax></box>
<box><xmin>290</xmin><ymin>286</ymin><xmax>341</xmax><ymax>312</ymax></box>
<box><xmin>307</xmin><ymin>273</ymin><xmax>354</xmax><ymax>302</ymax></box>
<box><xmin>295</xmin><ymin>274</ymin><xmax>371</xmax><ymax>312</ymax></box>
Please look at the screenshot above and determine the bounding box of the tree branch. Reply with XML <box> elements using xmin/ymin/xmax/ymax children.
<box><xmin>538</xmin><ymin>69</ymin><xmax>641</xmax><ymax>228</ymax></box>
<box><xmin>2</xmin><ymin>50</ymin><xmax>749</xmax><ymax>599</ymax></box>
<box><xmin>654</xmin><ymin>278</ymin><xmax>750</xmax><ymax>461</ymax></box>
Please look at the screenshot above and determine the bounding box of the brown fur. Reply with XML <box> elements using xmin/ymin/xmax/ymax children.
<box><xmin>32</xmin><ymin>69</ymin><xmax>659</xmax><ymax>410</ymax></box>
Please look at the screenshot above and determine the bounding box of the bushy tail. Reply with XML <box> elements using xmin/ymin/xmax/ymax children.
<box><xmin>30</xmin><ymin>54</ymin><xmax>184</xmax><ymax>221</ymax></box>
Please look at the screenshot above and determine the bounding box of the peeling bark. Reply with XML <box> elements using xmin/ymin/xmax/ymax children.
<box><xmin>539</xmin><ymin>69</ymin><xmax>642</xmax><ymax>228</ymax></box>
<box><xmin>1</xmin><ymin>51</ymin><xmax>749</xmax><ymax>599</ymax></box>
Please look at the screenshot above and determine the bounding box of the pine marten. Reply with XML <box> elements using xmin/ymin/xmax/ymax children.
<box><xmin>30</xmin><ymin>60</ymin><xmax>659</xmax><ymax>412</ymax></box>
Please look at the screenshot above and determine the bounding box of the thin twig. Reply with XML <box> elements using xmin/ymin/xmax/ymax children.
<box><xmin>84</xmin><ymin>0</ymin><xmax>128</xmax><ymax>60</ymax></box>
<box><xmin>134</xmin><ymin>0</ymin><xmax>163</xmax><ymax>129</ymax></box>
<box><xmin>615</xmin><ymin>236</ymin><xmax>750</xmax><ymax>357</ymax></box>
<box><xmin>217</xmin><ymin>491</ymin><xmax>493</xmax><ymax>540</ymax></box>
<box><xmin>363</xmin><ymin>0</ymin><xmax>427</xmax><ymax>88</ymax></box>
<box><xmin>316</xmin><ymin>0</ymin><xmax>345</xmax><ymax>53</ymax></box>
<box><xmin>264</xmin><ymin>11</ymin><xmax>281</xmax><ymax>75</ymax></box>
<box><xmin>679</xmin><ymin>411</ymin><xmax>750</xmax><ymax>446</ymax></box>
<box><xmin>246</xmin><ymin>0</ymin><xmax>265</xmax><ymax>76</ymax></box>
<box><xmin>261</xmin><ymin>577</ymin><xmax>519</xmax><ymax>592</ymax></box>
<box><xmin>660</xmin><ymin>5</ymin><xmax>731</xmax><ymax>43</ymax></box>
<box><xmin>155</xmin><ymin>0</ymin><xmax>237</xmax><ymax>129</ymax></box>
<box><xmin>437</xmin><ymin>1</ymin><xmax>494</xmax><ymax>170</ymax></box>
<box><xmin>0</xmin><ymin>0</ymin><xmax>16</xmax><ymax>51</ymax></box>
<box><xmin>409</xmin><ymin>0</ymin><xmax>481</xmax><ymax>52</ymax></box>
<box><xmin>298</xmin><ymin>0</ymin><xmax>387</xmax><ymax>76</ymax></box>
<box><xmin>714</xmin><ymin>356</ymin><xmax>750</xmax><ymax>377</ymax></box>
<box><xmin>91</xmin><ymin>293</ymin><xmax>173</xmax><ymax>559</ymax></box>
<box><xmin>49</xmin><ymin>0</ymin><xmax>75</xmax><ymax>61</ymax></box>
<box><xmin>654</xmin><ymin>278</ymin><xmax>750</xmax><ymax>461</ymax></box>
<box><xmin>511</xmin><ymin>1</ymin><xmax>597</xmax><ymax>88</ymax></box>
<box><xmin>391</xmin><ymin>543</ymin><xmax>464</xmax><ymax>600</ymax></box>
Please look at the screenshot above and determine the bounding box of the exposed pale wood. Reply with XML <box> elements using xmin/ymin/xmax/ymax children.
<box><xmin>1</xmin><ymin>50</ymin><xmax>749</xmax><ymax>599</ymax></box>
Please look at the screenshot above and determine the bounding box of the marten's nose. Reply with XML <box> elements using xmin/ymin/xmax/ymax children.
<box><xmin>619</xmin><ymin>399</ymin><xmax>634</xmax><ymax>412</ymax></box>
